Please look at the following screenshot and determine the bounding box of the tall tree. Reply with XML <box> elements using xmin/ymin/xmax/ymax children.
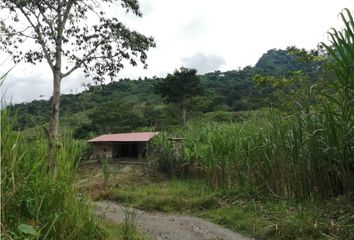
<box><xmin>155</xmin><ymin>67</ymin><xmax>204</xmax><ymax>126</ymax></box>
<box><xmin>0</xmin><ymin>0</ymin><xmax>155</xmax><ymax>170</ymax></box>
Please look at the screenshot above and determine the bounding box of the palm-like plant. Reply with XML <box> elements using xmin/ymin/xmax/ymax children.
<box><xmin>321</xmin><ymin>8</ymin><xmax>354</xmax><ymax>116</ymax></box>
<box><xmin>320</xmin><ymin>8</ymin><xmax>354</xmax><ymax>193</ymax></box>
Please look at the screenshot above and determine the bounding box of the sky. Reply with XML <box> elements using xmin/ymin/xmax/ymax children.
<box><xmin>1</xmin><ymin>0</ymin><xmax>353</xmax><ymax>104</ymax></box>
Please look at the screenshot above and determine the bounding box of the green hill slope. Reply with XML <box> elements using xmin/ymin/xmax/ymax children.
<box><xmin>8</xmin><ymin>48</ymin><xmax>321</xmax><ymax>138</ymax></box>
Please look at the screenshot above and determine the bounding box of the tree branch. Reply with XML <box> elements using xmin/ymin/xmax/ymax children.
<box><xmin>14</xmin><ymin>4</ymin><xmax>54</xmax><ymax>70</ymax></box>
<box><xmin>61</xmin><ymin>42</ymin><xmax>101</xmax><ymax>78</ymax></box>
<box><xmin>34</xmin><ymin>2</ymin><xmax>56</xmax><ymax>37</ymax></box>
<box><xmin>60</xmin><ymin>0</ymin><xmax>75</xmax><ymax>35</ymax></box>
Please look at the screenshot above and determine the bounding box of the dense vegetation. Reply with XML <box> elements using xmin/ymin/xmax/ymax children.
<box><xmin>1</xmin><ymin>110</ymin><xmax>103</xmax><ymax>239</ymax></box>
<box><xmin>8</xmin><ymin>48</ymin><xmax>322</xmax><ymax>138</ymax></box>
<box><xmin>151</xmin><ymin>107</ymin><xmax>353</xmax><ymax>199</ymax></box>
<box><xmin>2</xmin><ymin>7</ymin><xmax>353</xmax><ymax>240</ymax></box>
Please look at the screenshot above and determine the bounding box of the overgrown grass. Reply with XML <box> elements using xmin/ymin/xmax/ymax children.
<box><xmin>105</xmin><ymin>179</ymin><xmax>220</xmax><ymax>213</ymax></box>
<box><xmin>200</xmin><ymin>195</ymin><xmax>354</xmax><ymax>240</ymax></box>
<box><xmin>150</xmin><ymin>106</ymin><xmax>353</xmax><ymax>199</ymax></box>
<box><xmin>92</xmin><ymin>167</ymin><xmax>353</xmax><ymax>240</ymax></box>
<box><xmin>1</xmin><ymin>110</ymin><xmax>103</xmax><ymax>239</ymax></box>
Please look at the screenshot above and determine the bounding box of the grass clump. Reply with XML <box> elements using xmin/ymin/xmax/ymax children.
<box><xmin>100</xmin><ymin>220</ymin><xmax>145</xmax><ymax>240</ymax></box>
<box><xmin>1</xmin><ymin>110</ymin><xmax>103</xmax><ymax>239</ymax></box>
<box><xmin>101</xmin><ymin>158</ymin><xmax>111</xmax><ymax>184</ymax></box>
<box><xmin>121</xmin><ymin>208</ymin><xmax>139</xmax><ymax>240</ymax></box>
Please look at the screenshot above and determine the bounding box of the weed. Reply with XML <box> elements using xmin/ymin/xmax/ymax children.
<box><xmin>100</xmin><ymin>219</ymin><xmax>145</xmax><ymax>240</ymax></box>
<box><xmin>101</xmin><ymin>158</ymin><xmax>111</xmax><ymax>184</ymax></box>
<box><xmin>121</xmin><ymin>207</ymin><xmax>138</xmax><ymax>240</ymax></box>
<box><xmin>1</xmin><ymin>110</ymin><xmax>103</xmax><ymax>239</ymax></box>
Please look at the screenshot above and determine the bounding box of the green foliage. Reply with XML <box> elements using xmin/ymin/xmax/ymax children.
<box><xmin>255</xmin><ymin>49</ymin><xmax>321</xmax><ymax>78</ymax></box>
<box><xmin>121</xmin><ymin>208</ymin><xmax>138</xmax><ymax>240</ymax></box>
<box><xmin>148</xmin><ymin>133</ymin><xmax>182</xmax><ymax>176</ymax></box>
<box><xmin>202</xmin><ymin>110</ymin><xmax>254</xmax><ymax>124</ymax></box>
<box><xmin>105</xmin><ymin>179</ymin><xmax>219</xmax><ymax>213</ymax></box>
<box><xmin>88</xmin><ymin>99</ymin><xmax>146</xmax><ymax>133</ymax></box>
<box><xmin>155</xmin><ymin>67</ymin><xmax>204</xmax><ymax>125</ymax></box>
<box><xmin>101</xmin><ymin>158</ymin><xmax>111</xmax><ymax>184</ymax></box>
<box><xmin>155</xmin><ymin>67</ymin><xmax>204</xmax><ymax>104</ymax></box>
<box><xmin>320</xmin><ymin>9</ymin><xmax>354</xmax><ymax>194</ymax></box>
<box><xmin>1</xmin><ymin>110</ymin><xmax>103</xmax><ymax>239</ymax></box>
<box><xmin>14</xmin><ymin>224</ymin><xmax>39</xmax><ymax>240</ymax></box>
<box><xmin>1</xmin><ymin>0</ymin><xmax>155</xmax><ymax>82</ymax></box>
<box><xmin>253</xmin><ymin>46</ymin><xmax>327</xmax><ymax>112</ymax></box>
<box><xmin>100</xmin><ymin>219</ymin><xmax>145</xmax><ymax>240</ymax></box>
<box><xmin>253</xmin><ymin>70</ymin><xmax>323</xmax><ymax>111</ymax></box>
<box><xmin>150</xmin><ymin>106</ymin><xmax>353</xmax><ymax>198</ymax></box>
<box><xmin>201</xmin><ymin>195</ymin><xmax>354</xmax><ymax>240</ymax></box>
<box><xmin>8</xmin><ymin>48</ymin><xmax>321</xmax><ymax>136</ymax></box>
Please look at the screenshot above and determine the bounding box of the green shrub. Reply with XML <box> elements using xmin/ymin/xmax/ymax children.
<box><xmin>1</xmin><ymin>110</ymin><xmax>103</xmax><ymax>239</ymax></box>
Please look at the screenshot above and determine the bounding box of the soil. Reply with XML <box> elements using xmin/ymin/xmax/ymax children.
<box><xmin>95</xmin><ymin>200</ymin><xmax>252</xmax><ymax>240</ymax></box>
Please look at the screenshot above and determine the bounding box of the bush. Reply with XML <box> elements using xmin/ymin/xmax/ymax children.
<box><xmin>1</xmin><ymin>110</ymin><xmax>103</xmax><ymax>239</ymax></box>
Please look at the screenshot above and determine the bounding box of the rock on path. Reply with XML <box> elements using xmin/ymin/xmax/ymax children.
<box><xmin>95</xmin><ymin>201</ymin><xmax>252</xmax><ymax>240</ymax></box>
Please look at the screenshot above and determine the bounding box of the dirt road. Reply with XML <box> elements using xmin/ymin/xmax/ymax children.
<box><xmin>95</xmin><ymin>200</ymin><xmax>252</xmax><ymax>240</ymax></box>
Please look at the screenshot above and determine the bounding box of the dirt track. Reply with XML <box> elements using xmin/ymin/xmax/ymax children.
<box><xmin>95</xmin><ymin>200</ymin><xmax>252</xmax><ymax>240</ymax></box>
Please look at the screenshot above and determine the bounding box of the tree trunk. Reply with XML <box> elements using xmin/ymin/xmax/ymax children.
<box><xmin>48</xmin><ymin>70</ymin><xmax>61</xmax><ymax>171</ymax></box>
<box><xmin>47</xmin><ymin>14</ymin><xmax>64</xmax><ymax>172</ymax></box>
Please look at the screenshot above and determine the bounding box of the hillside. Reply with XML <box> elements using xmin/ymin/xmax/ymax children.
<box><xmin>9</xmin><ymin>48</ymin><xmax>320</xmax><ymax>138</ymax></box>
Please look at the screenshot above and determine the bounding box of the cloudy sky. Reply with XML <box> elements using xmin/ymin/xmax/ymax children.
<box><xmin>1</xmin><ymin>0</ymin><xmax>353</xmax><ymax>103</ymax></box>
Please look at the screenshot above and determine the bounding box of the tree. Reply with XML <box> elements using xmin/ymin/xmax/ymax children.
<box><xmin>155</xmin><ymin>67</ymin><xmax>204</xmax><ymax>126</ymax></box>
<box><xmin>0</xmin><ymin>0</ymin><xmax>155</xmax><ymax>170</ymax></box>
<box><xmin>88</xmin><ymin>99</ymin><xmax>146</xmax><ymax>134</ymax></box>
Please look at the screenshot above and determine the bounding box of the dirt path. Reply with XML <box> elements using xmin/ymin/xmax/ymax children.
<box><xmin>95</xmin><ymin>200</ymin><xmax>252</xmax><ymax>240</ymax></box>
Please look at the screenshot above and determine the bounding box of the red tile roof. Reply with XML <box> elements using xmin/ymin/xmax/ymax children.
<box><xmin>87</xmin><ymin>132</ymin><xmax>159</xmax><ymax>143</ymax></box>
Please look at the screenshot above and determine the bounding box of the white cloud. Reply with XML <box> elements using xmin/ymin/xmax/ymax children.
<box><xmin>182</xmin><ymin>53</ymin><xmax>225</xmax><ymax>74</ymax></box>
<box><xmin>1</xmin><ymin>63</ymin><xmax>91</xmax><ymax>104</ymax></box>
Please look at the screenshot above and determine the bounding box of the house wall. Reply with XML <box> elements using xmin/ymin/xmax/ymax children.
<box><xmin>90</xmin><ymin>142</ymin><xmax>149</xmax><ymax>161</ymax></box>
<box><xmin>91</xmin><ymin>142</ymin><xmax>113</xmax><ymax>160</ymax></box>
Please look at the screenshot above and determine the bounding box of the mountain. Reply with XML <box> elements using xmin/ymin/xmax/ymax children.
<box><xmin>7</xmin><ymin>48</ymin><xmax>321</xmax><ymax>138</ymax></box>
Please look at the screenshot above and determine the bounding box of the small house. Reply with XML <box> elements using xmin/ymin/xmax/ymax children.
<box><xmin>87</xmin><ymin>132</ymin><xmax>159</xmax><ymax>161</ymax></box>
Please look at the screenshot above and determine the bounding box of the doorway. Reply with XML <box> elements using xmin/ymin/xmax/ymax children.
<box><xmin>112</xmin><ymin>143</ymin><xmax>139</xmax><ymax>159</ymax></box>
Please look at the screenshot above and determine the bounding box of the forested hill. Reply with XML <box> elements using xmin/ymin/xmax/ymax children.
<box><xmin>9</xmin><ymin>48</ymin><xmax>320</xmax><ymax>138</ymax></box>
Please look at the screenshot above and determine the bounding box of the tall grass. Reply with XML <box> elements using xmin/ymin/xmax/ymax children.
<box><xmin>149</xmin><ymin>9</ymin><xmax>354</xmax><ymax>199</ymax></box>
<box><xmin>320</xmin><ymin>8</ymin><xmax>354</xmax><ymax>194</ymax></box>
<box><xmin>121</xmin><ymin>208</ymin><xmax>138</xmax><ymax>240</ymax></box>
<box><xmin>101</xmin><ymin>158</ymin><xmax>111</xmax><ymax>184</ymax></box>
<box><xmin>1</xmin><ymin>110</ymin><xmax>103</xmax><ymax>239</ymax></box>
<box><xmin>151</xmin><ymin>106</ymin><xmax>352</xmax><ymax>199</ymax></box>
<box><xmin>150</xmin><ymin>109</ymin><xmax>347</xmax><ymax>198</ymax></box>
